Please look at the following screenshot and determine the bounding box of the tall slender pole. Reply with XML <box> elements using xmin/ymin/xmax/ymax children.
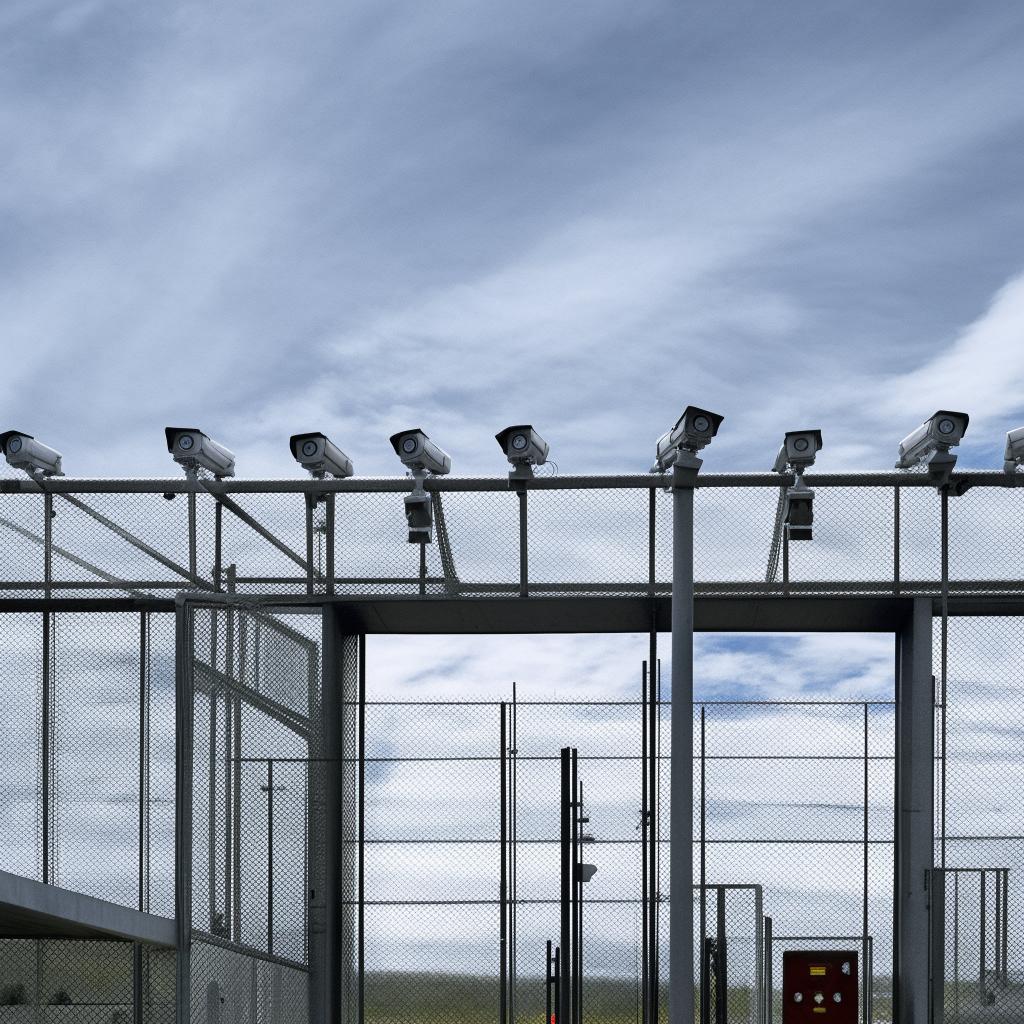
<box><xmin>174</xmin><ymin>597</ymin><xmax>194</xmax><ymax>1024</ymax></box>
<box><xmin>650</xmin><ymin>630</ymin><xmax>660</xmax><ymax>1024</ymax></box>
<box><xmin>669</xmin><ymin>453</ymin><xmax>699</xmax><ymax>1024</ymax></box>
<box><xmin>41</xmin><ymin>609</ymin><xmax>51</xmax><ymax>885</ymax></box>
<box><xmin>571</xmin><ymin>753</ymin><xmax>580</xmax><ymax>1024</ymax></box>
<box><xmin>559</xmin><ymin>749</ymin><xmax>571</xmax><ymax>1024</ymax></box>
<box><xmin>700</xmin><ymin>707</ymin><xmax>707</xmax><ymax>1024</ymax></box>
<box><xmin>500</xmin><ymin>703</ymin><xmax>508</xmax><ymax>1024</ymax></box>
<box><xmin>267</xmin><ymin>758</ymin><xmax>275</xmax><ymax>956</ymax></box>
<box><xmin>641</xmin><ymin>661</ymin><xmax>649</xmax><ymax>1024</ymax></box>
<box><xmin>546</xmin><ymin>940</ymin><xmax>553</xmax><ymax>1024</ymax></box>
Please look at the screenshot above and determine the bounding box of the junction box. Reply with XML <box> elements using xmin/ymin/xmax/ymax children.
<box><xmin>782</xmin><ymin>950</ymin><xmax>858</xmax><ymax>1023</ymax></box>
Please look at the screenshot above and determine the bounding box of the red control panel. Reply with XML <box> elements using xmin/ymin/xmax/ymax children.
<box><xmin>782</xmin><ymin>950</ymin><xmax>858</xmax><ymax>1023</ymax></box>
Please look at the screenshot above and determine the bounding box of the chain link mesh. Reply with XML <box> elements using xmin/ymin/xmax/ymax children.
<box><xmin>0</xmin><ymin>479</ymin><xmax>1019</xmax><ymax>597</ymax></box>
<box><xmin>0</xmin><ymin>940</ymin><xmax>174</xmax><ymax>1024</ymax></box>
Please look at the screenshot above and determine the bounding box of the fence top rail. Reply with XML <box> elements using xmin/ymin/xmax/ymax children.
<box><xmin>0</xmin><ymin>469</ymin><xmax>1018</xmax><ymax>494</ymax></box>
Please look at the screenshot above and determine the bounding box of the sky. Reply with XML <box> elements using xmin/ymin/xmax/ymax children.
<box><xmin>2</xmin><ymin>0</ymin><xmax>1024</xmax><ymax>477</ymax></box>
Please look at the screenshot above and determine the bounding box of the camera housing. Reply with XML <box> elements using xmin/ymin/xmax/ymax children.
<box><xmin>772</xmin><ymin>429</ymin><xmax>823</xmax><ymax>474</ymax></box>
<box><xmin>653</xmin><ymin>406</ymin><xmax>724</xmax><ymax>471</ymax></box>
<box><xmin>289</xmin><ymin>432</ymin><xmax>354</xmax><ymax>479</ymax></box>
<box><xmin>495</xmin><ymin>425</ymin><xmax>549</xmax><ymax>477</ymax></box>
<box><xmin>0</xmin><ymin>430</ymin><xmax>63</xmax><ymax>477</ymax></box>
<box><xmin>165</xmin><ymin>427</ymin><xmax>236</xmax><ymax>478</ymax></box>
<box><xmin>389</xmin><ymin>429</ymin><xmax>451</xmax><ymax>476</ymax></box>
<box><xmin>895</xmin><ymin>411</ymin><xmax>969</xmax><ymax>468</ymax></box>
<box><xmin>1004</xmin><ymin>426</ymin><xmax>1024</xmax><ymax>475</ymax></box>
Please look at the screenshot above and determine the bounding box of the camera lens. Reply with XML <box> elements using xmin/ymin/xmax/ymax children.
<box><xmin>938</xmin><ymin>418</ymin><xmax>956</xmax><ymax>435</ymax></box>
<box><xmin>8</xmin><ymin>436</ymin><xmax>23</xmax><ymax>454</ymax></box>
<box><xmin>693</xmin><ymin>415</ymin><xmax>710</xmax><ymax>432</ymax></box>
<box><xmin>402</xmin><ymin>437</ymin><xmax>418</xmax><ymax>454</ymax></box>
<box><xmin>302</xmin><ymin>440</ymin><xmax>318</xmax><ymax>458</ymax></box>
<box><xmin>511</xmin><ymin>433</ymin><xmax>528</xmax><ymax>451</ymax></box>
<box><xmin>794</xmin><ymin>437</ymin><xmax>810</xmax><ymax>453</ymax></box>
<box><xmin>178</xmin><ymin>435</ymin><xmax>195</xmax><ymax>451</ymax></box>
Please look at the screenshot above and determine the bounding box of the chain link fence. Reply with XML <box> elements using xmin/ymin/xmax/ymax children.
<box><xmin>0</xmin><ymin>477</ymin><xmax>1021</xmax><ymax>598</ymax></box>
<box><xmin>932</xmin><ymin>616</ymin><xmax>1024</xmax><ymax>1023</ymax></box>
<box><xmin>0</xmin><ymin>939</ymin><xmax>174</xmax><ymax>1024</ymax></box>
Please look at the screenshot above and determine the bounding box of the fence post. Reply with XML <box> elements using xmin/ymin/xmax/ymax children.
<box><xmin>174</xmin><ymin>595</ymin><xmax>195</xmax><ymax>1024</ymax></box>
<box><xmin>669</xmin><ymin>454</ymin><xmax>699</xmax><ymax>1024</ymax></box>
<box><xmin>895</xmin><ymin>597</ymin><xmax>934</xmax><ymax>1024</ymax></box>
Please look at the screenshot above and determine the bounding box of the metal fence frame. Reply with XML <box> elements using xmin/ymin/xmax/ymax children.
<box><xmin>4</xmin><ymin>469</ymin><xmax>1024</xmax><ymax>1024</ymax></box>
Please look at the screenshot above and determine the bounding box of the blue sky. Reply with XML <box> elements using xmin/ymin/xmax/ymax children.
<box><xmin>2</xmin><ymin>0</ymin><xmax>1024</xmax><ymax>477</ymax></box>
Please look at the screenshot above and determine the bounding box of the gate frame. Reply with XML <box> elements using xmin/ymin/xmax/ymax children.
<box><xmin>164</xmin><ymin>588</ymin><xmax>1014</xmax><ymax>1024</ymax></box>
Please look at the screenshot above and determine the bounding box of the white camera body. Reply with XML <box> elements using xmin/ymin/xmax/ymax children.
<box><xmin>1004</xmin><ymin>426</ymin><xmax>1024</xmax><ymax>474</ymax></box>
<box><xmin>290</xmin><ymin>432</ymin><xmax>354</xmax><ymax>479</ymax></box>
<box><xmin>389</xmin><ymin>429</ymin><xmax>451</xmax><ymax>475</ymax></box>
<box><xmin>165</xmin><ymin>427</ymin><xmax>236</xmax><ymax>478</ymax></box>
<box><xmin>0</xmin><ymin>430</ymin><xmax>63</xmax><ymax>477</ymax></box>
<box><xmin>495</xmin><ymin>424</ymin><xmax>549</xmax><ymax>468</ymax></box>
<box><xmin>895</xmin><ymin>411</ymin><xmax>969</xmax><ymax>469</ymax></box>
<box><xmin>772</xmin><ymin>429</ymin><xmax>823</xmax><ymax>474</ymax></box>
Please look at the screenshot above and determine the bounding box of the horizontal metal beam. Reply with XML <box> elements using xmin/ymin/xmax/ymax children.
<box><xmin>0</xmin><ymin>869</ymin><xmax>176</xmax><ymax>946</ymax></box>
<box><xmin>3</xmin><ymin>593</ymin><xmax>1024</xmax><ymax>626</ymax></box>
<box><xmin>1</xmin><ymin>470</ymin><xmax>1018</xmax><ymax>495</ymax></box>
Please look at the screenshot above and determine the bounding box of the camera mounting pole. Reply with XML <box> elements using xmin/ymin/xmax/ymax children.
<box><xmin>669</xmin><ymin>446</ymin><xmax>701</xmax><ymax>1024</ymax></box>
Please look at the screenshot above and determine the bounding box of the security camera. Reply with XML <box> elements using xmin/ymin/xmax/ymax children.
<box><xmin>289</xmin><ymin>432</ymin><xmax>354</xmax><ymax>479</ymax></box>
<box><xmin>896</xmin><ymin>411</ymin><xmax>968</xmax><ymax>468</ymax></box>
<box><xmin>165</xmin><ymin>427</ymin><xmax>236</xmax><ymax>478</ymax></box>
<box><xmin>495</xmin><ymin>425</ymin><xmax>549</xmax><ymax>477</ymax></box>
<box><xmin>0</xmin><ymin>430</ymin><xmax>63</xmax><ymax>477</ymax></box>
<box><xmin>895</xmin><ymin>410</ymin><xmax>968</xmax><ymax>487</ymax></box>
<box><xmin>653</xmin><ymin>406</ymin><xmax>724</xmax><ymax>471</ymax></box>
<box><xmin>772</xmin><ymin>430</ymin><xmax>823</xmax><ymax>474</ymax></box>
<box><xmin>1004</xmin><ymin>426</ymin><xmax>1024</xmax><ymax>475</ymax></box>
<box><xmin>389</xmin><ymin>429</ymin><xmax>451</xmax><ymax>476</ymax></box>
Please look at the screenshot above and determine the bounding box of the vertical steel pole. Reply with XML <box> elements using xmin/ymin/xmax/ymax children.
<box><xmin>325</xmin><ymin>493</ymin><xmax>336</xmax><ymax>596</ymax></box>
<box><xmin>700</xmin><ymin>708</ymin><xmax>707</xmax><ymax>1024</ymax></box>
<box><xmin>641</xmin><ymin>662</ymin><xmax>649</xmax><ymax>1024</ymax></box>
<box><xmin>174</xmin><ymin>596</ymin><xmax>194</xmax><ymax>1024</ymax></box>
<box><xmin>571</xmin><ymin>752</ymin><xmax>580</xmax><ymax>1024</ymax></box>
<box><xmin>500</xmin><ymin>703</ymin><xmax>508</xmax><ymax>1024</ymax></box>
<box><xmin>188</xmin><ymin>491</ymin><xmax>198</xmax><ymax>583</ymax></box>
<box><xmin>863</xmin><ymin>703</ymin><xmax>869</xmax><ymax>951</ymax></box>
<box><xmin>559</xmin><ymin>748</ymin><xmax>571</xmax><ymax>1024</ymax></box>
<box><xmin>358</xmin><ymin>632</ymin><xmax>367</xmax><ymax>1024</ymax></box>
<box><xmin>43</xmin><ymin>491</ymin><xmax>53</xmax><ymax>599</ymax></box>
<box><xmin>1002</xmin><ymin>870</ymin><xmax>1009</xmax><ymax>986</ymax></box>
<box><xmin>140</xmin><ymin>612</ymin><xmax>149</xmax><ymax>912</ymax></box>
<box><xmin>714</xmin><ymin>886</ymin><xmax>727</xmax><ymax>1024</ymax></box>
<box><xmin>649</xmin><ymin>626</ymin><xmax>660</xmax><ymax>1024</ymax></box>
<box><xmin>554</xmin><ymin>947</ymin><xmax>561</xmax><ymax>1024</ymax></box>
<box><xmin>546</xmin><ymin>940</ymin><xmax>553</xmax><ymax>1024</ymax></box>
<box><xmin>305</xmin><ymin>494</ymin><xmax>316</xmax><ymax>597</ymax></box>
<box><xmin>133</xmin><ymin>942</ymin><xmax>143</xmax><ymax>1024</ymax></box>
<box><xmin>314</xmin><ymin>607</ymin><xmax>345</xmax><ymax>1024</ymax></box>
<box><xmin>214</xmin><ymin>501</ymin><xmax>222</xmax><ymax>592</ymax></box>
<box><xmin>895</xmin><ymin>597</ymin><xmax>934</xmax><ymax>1024</ymax></box>
<box><xmin>511</xmin><ymin>684</ymin><xmax>519</xmax><ymax>1022</ymax></box>
<box><xmin>893</xmin><ymin>486</ymin><xmax>901</xmax><ymax>596</ymax></box>
<box><xmin>930</xmin><ymin>869</ymin><xmax>946</xmax><ymax>1024</ymax></box>
<box><xmin>669</xmin><ymin>455</ymin><xmax>698</xmax><ymax>1024</ymax></box>
<box><xmin>940</xmin><ymin>491</ymin><xmax>949</xmax><ymax>870</ymax></box>
<box><xmin>41</xmin><ymin>609</ymin><xmax>50</xmax><ymax>886</ymax></box>
<box><xmin>267</xmin><ymin>757</ymin><xmax>274</xmax><ymax>956</ymax></box>
<box><xmin>518</xmin><ymin>487</ymin><xmax>528</xmax><ymax>598</ymax></box>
